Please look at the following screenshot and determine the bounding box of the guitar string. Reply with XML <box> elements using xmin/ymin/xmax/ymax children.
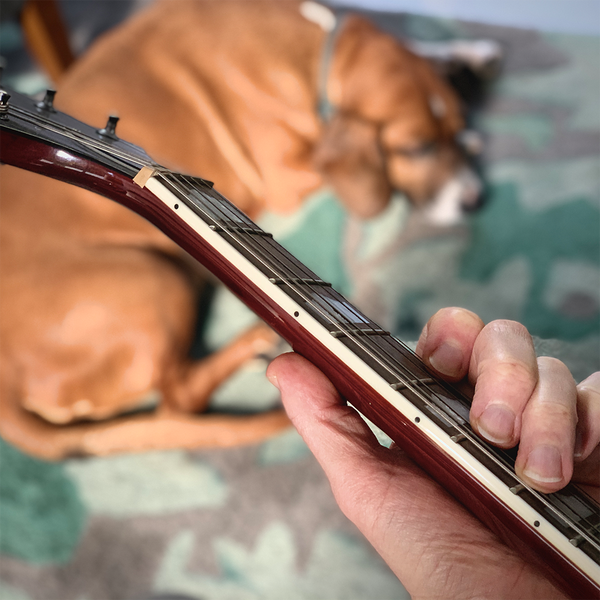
<box><xmin>162</xmin><ymin>173</ymin><xmax>600</xmax><ymax>548</ymax></box>
<box><xmin>8</xmin><ymin>104</ymin><xmax>155</xmax><ymax>172</ymax></box>
<box><xmin>6</xmin><ymin>99</ymin><xmax>599</xmax><ymax>546</ymax></box>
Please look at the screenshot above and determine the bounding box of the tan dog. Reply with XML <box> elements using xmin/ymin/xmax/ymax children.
<box><xmin>0</xmin><ymin>0</ymin><xmax>477</xmax><ymax>459</ymax></box>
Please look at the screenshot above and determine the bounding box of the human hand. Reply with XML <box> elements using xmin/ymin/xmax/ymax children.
<box><xmin>416</xmin><ymin>308</ymin><xmax>600</xmax><ymax>500</ymax></box>
<box><xmin>267</xmin><ymin>307</ymin><xmax>599</xmax><ymax>599</ymax></box>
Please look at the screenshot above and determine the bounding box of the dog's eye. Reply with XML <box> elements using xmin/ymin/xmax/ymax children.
<box><xmin>390</xmin><ymin>142</ymin><xmax>437</xmax><ymax>159</ymax></box>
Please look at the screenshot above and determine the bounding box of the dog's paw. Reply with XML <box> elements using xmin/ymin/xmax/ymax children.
<box><xmin>240</xmin><ymin>322</ymin><xmax>282</xmax><ymax>358</ymax></box>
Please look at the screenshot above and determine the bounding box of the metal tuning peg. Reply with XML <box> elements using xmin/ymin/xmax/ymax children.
<box><xmin>98</xmin><ymin>115</ymin><xmax>119</xmax><ymax>139</ymax></box>
<box><xmin>36</xmin><ymin>89</ymin><xmax>57</xmax><ymax>112</ymax></box>
<box><xmin>0</xmin><ymin>90</ymin><xmax>10</xmax><ymax>119</ymax></box>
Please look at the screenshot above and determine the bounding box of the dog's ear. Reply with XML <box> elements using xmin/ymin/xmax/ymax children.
<box><xmin>313</xmin><ymin>112</ymin><xmax>391</xmax><ymax>218</ymax></box>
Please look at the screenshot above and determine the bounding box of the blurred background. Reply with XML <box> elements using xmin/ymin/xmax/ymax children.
<box><xmin>0</xmin><ymin>1</ymin><xmax>598</xmax><ymax>599</ymax></box>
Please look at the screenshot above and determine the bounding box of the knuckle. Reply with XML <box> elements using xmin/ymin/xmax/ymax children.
<box><xmin>577</xmin><ymin>371</ymin><xmax>600</xmax><ymax>394</ymax></box>
<box><xmin>527</xmin><ymin>400</ymin><xmax>575</xmax><ymax>421</ymax></box>
<box><xmin>484</xmin><ymin>319</ymin><xmax>530</xmax><ymax>339</ymax></box>
<box><xmin>537</xmin><ymin>355</ymin><xmax>570</xmax><ymax>374</ymax></box>
<box><xmin>535</xmin><ymin>357</ymin><xmax>578</xmax><ymax>408</ymax></box>
<box><xmin>479</xmin><ymin>357</ymin><xmax>537</xmax><ymax>388</ymax></box>
<box><xmin>432</xmin><ymin>306</ymin><xmax>482</xmax><ymax>326</ymax></box>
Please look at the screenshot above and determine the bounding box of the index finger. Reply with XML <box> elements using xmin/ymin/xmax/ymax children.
<box><xmin>417</xmin><ymin>307</ymin><xmax>484</xmax><ymax>381</ymax></box>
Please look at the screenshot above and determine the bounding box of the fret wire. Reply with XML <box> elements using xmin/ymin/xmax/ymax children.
<box><xmin>377</xmin><ymin>336</ymin><xmax>432</xmax><ymax>380</ymax></box>
<box><xmin>168</xmin><ymin>176</ymin><xmax>364</xmax><ymax>334</ymax></box>
<box><xmin>359</xmin><ymin>334</ymin><xmax>570</xmax><ymax>512</ymax></box>
<box><xmin>553</xmin><ymin>491</ymin><xmax>600</xmax><ymax>535</ymax></box>
<box><xmin>270</xmin><ymin>277</ymin><xmax>332</xmax><ymax>286</ymax></box>
<box><xmin>173</xmin><ymin>179</ymin><xmax>304</xmax><ymax>276</ymax></box>
<box><xmin>161</xmin><ymin>174</ymin><xmax>600</xmax><ymax>549</ymax></box>
<box><xmin>182</xmin><ymin>178</ymin><xmax>368</xmax><ymax>310</ymax></box>
<box><xmin>165</xmin><ymin>174</ymin><xmax>383</xmax><ymax>336</ymax></box>
<box><xmin>536</xmin><ymin>489</ymin><xmax>600</xmax><ymax>549</ymax></box>
<box><xmin>243</xmin><ymin>238</ymin><xmax>373</xmax><ymax>331</ymax></box>
<box><xmin>195</xmin><ymin>206</ymin><xmax>325</xmax><ymax>293</ymax></box>
<box><xmin>237</xmin><ymin>233</ymin><xmax>320</xmax><ymax>284</ymax></box>
<box><xmin>179</xmin><ymin>179</ymin><xmax>357</xmax><ymax>315</ymax></box>
<box><xmin>347</xmin><ymin>331</ymin><xmax>465</xmax><ymax>409</ymax></box>
<box><xmin>377</xmin><ymin>337</ymin><xmax>478</xmax><ymax>422</ymax></box>
<box><xmin>177</xmin><ymin>175</ymin><xmax>321</xmax><ymax>283</ymax></box>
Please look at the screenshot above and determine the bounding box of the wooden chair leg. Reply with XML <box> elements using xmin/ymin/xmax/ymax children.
<box><xmin>20</xmin><ymin>0</ymin><xmax>74</xmax><ymax>83</ymax></box>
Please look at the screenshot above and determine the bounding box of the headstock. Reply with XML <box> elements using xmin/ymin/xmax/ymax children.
<box><xmin>0</xmin><ymin>87</ymin><xmax>155</xmax><ymax>177</ymax></box>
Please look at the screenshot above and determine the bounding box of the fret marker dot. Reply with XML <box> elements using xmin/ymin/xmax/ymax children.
<box><xmin>294</xmin><ymin>311</ymin><xmax>299</xmax><ymax>317</ymax></box>
<box><xmin>534</xmin><ymin>520</ymin><xmax>540</xmax><ymax>527</ymax></box>
<box><xmin>174</xmin><ymin>204</ymin><xmax>179</xmax><ymax>209</ymax></box>
<box><xmin>414</xmin><ymin>417</ymin><xmax>421</xmax><ymax>423</ymax></box>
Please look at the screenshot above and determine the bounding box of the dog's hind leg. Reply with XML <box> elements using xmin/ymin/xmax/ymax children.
<box><xmin>77</xmin><ymin>410</ymin><xmax>291</xmax><ymax>457</ymax></box>
<box><xmin>0</xmin><ymin>399</ymin><xmax>290</xmax><ymax>460</ymax></box>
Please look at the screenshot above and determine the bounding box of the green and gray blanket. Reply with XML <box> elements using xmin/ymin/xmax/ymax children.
<box><xmin>0</xmin><ymin>9</ymin><xmax>598</xmax><ymax>600</ymax></box>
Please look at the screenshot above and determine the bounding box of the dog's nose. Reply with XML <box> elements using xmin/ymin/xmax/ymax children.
<box><xmin>460</xmin><ymin>169</ymin><xmax>484</xmax><ymax>212</ymax></box>
<box><xmin>462</xmin><ymin>187</ymin><xmax>486</xmax><ymax>213</ymax></box>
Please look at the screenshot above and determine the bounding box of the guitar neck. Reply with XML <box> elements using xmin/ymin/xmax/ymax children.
<box><xmin>1</xmin><ymin>88</ymin><xmax>598</xmax><ymax>598</ymax></box>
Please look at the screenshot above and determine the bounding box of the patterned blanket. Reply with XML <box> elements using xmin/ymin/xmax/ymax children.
<box><xmin>0</xmin><ymin>6</ymin><xmax>598</xmax><ymax>600</ymax></box>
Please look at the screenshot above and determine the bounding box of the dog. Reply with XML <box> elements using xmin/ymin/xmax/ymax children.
<box><xmin>0</xmin><ymin>0</ymin><xmax>479</xmax><ymax>459</ymax></box>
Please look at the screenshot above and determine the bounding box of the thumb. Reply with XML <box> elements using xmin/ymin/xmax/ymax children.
<box><xmin>266</xmin><ymin>353</ymin><xmax>562</xmax><ymax>600</ymax></box>
<box><xmin>266</xmin><ymin>353</ymin><xmax>458</xmax><ymax>578</ymax></box>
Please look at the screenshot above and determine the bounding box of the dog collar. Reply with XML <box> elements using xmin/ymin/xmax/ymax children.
<box><xmin>317</xmin><ymin>11</ymin><xmax>347</xmax><ymax>122</ymax></box>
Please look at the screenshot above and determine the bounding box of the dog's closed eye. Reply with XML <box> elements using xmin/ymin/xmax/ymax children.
<box><xmin>389</xmin><ymin>141</ymin><xmax>438</xmax><ymax>159</ymax></box>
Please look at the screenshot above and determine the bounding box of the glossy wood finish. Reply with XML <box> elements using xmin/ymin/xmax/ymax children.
<box><xmin>1</xmin><ymin>129</ymin><xmax>598</xmax><ymax>599</ymax></box>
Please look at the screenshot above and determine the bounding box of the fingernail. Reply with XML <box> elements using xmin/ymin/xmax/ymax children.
<box><xmin>477</xmin><ymin>404</ymin><xmax>515</xmax><ymax>444</ymax></box>
<box><xmin>267</xmin><ymin>372</ymin><xmax>280</xmax><ymax>390</ymax></box>
<box><xmin>523</xmin><ymin>445</ymin><xmax>563</xmax><ymax>484</ymax></box>
<box><xmin>429</xmin><ymin>340</ymin><xmax>464</xmax><ymax>378</ymax></box>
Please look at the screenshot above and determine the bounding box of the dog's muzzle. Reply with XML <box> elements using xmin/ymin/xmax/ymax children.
<box><xmin>419</xmin><ymin>128</ymin><xmax>486</xmax><ymax>226</ymax></box>
<box><xmin>423</xmin><ymin>166</ymin><xmax>482</xmax><ymax>226</ymax></box>
<box><xmin>426</xmin><ymin>127</ymin><xmax>485</xmax><ymax>225</ymax></box>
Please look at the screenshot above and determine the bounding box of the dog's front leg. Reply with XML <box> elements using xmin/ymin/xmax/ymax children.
<box><xmin>164</xmin><ymin>322</ymin><xmax>280</xmax><ymax>414</ymax></box>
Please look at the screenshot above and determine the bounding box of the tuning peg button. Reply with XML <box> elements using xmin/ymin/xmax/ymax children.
<box><xmin>36</xmin><ymin>89</ymin><xmax>56</xmax><ymax>111</ymax></box>
<box><xmin>98</xmin><ymin>115</ymin><xmax>119</xmax><ymax>139</ymax></box>
<box><xmin>0</xmin><ymin>90</ymin><xmax>10</xmax><ymax>119</ymax></box>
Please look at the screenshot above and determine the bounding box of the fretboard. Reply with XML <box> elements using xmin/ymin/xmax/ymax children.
<box><xmin>143</xmin><ymin>168</ymin><xmax>600</xmax><ymax>570</ymax></box>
